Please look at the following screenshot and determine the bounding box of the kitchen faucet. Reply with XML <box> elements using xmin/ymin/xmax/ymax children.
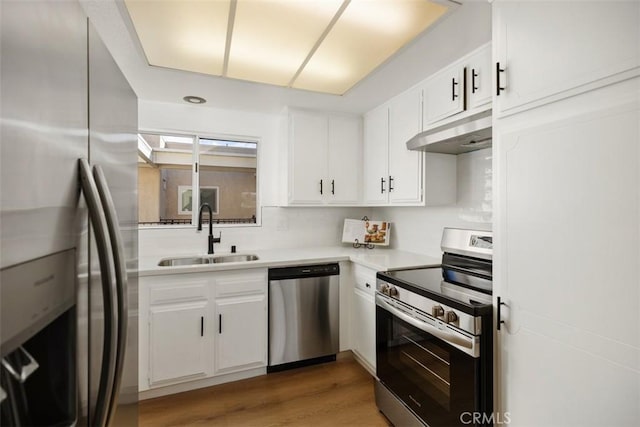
<box><xmin>197</xmin><ymin>203</ymin><xmax>221</xmax><ymax>254</ymax></box>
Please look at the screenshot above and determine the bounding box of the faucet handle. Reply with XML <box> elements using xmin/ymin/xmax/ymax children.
<box><xmin>213</xmin><ymin>231</ymin><xmax>222</xmax><ymax>243</ymax></box>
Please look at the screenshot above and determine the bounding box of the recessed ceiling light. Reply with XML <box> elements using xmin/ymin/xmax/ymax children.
<box><xmin>125</xmin><ymin>0</ymin><xmax>451</xmax><ymax>95</ymax></box>
<box><xmin>183</xmin><ymin>95</ymin><xmax>207</xmax><ymax>104</ymax></box>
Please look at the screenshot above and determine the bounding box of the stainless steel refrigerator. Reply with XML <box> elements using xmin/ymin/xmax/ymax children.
<box><xmin>0</xmin><ymin>1</ymin><xmax>138</xmax><ymax>426</ymax></box>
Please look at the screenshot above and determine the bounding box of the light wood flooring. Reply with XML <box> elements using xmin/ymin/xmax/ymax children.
<box><xmin>139</xmin><ymin>355</ymin><xmax>390</xmax><ymax>427</ymax></box>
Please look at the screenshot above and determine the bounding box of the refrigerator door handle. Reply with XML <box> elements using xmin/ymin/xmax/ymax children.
<box><xmin>78</xmin><ymin>159</ymin><xmax>117</xmax><ymax>427</ymax></box>
<box><xmin>93</xmin><ymin>165</ymin><xmax>129</xmax><ymax>426</ymax></box>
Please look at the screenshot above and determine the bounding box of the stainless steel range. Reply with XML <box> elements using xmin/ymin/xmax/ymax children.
<box><xmin>375</xmin><ymin>228</ymin><xmax>493</xmax><ymax>427</ymax></box>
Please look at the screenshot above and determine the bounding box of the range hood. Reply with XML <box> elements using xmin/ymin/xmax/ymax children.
<box><xmin>406</xmin><ymin>110</ymin><xmax>492</xmax><ymax>154</ymax></box>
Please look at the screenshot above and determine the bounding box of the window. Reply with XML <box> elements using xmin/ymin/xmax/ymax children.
<box><xmin>178</xmin><ymin>186</ymin><xmax>219</xmax><ymax>215</ymax></box>
<box><xmin>137</xmin><ymin>132</ymin><xmax>258</xmax><ymax>226</ymax></box>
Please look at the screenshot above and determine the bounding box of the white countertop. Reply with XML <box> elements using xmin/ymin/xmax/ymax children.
<box><xmin>138</xmin><ymin>246</ymin><xmax>440</xmax><ymax>277</ymax></box>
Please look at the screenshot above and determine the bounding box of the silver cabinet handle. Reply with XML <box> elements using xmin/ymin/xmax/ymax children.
<box><xmin>376</xmin><ymin>294</ymin><xmax>479</xmax><ymax>358</ymax></box>
<box><xmin>93</xmin><ymin>164</ymin><xmax>128</xmax><ymax>426</ymax></box>
<box><xmin>1</xmin><ymin>347</ymin><xmax>39</xmax><ymax>383</ymax></box>
<box><xmin>78</xmin><ymin>158</ymin><xmax>117</xmax><ymax>427</ymax></box>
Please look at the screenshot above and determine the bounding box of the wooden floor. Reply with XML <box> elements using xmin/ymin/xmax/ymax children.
<box><xmin>139</xmin><ymin>355</ymin><xmax>390</xmax><ymax>427</ymax></box>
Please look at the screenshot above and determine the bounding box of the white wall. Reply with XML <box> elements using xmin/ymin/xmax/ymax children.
<box><xmin>372</xmin><ymin>148</ymin><xmax>492</xmax><ymax>258</ymax></box>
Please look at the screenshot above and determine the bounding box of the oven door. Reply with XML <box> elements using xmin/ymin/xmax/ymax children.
<box><xmin>376</xmin><ymin>294</ymin><xmax>483</xmax><ymax>427</ymax></box>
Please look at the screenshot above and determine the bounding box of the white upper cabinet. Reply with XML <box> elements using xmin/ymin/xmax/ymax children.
<box><xmin>466</xmin><ymin>43</ymin><xmax>492</xmax><ymax>110</ymax></box>
<box><xmin>363</xmin><ymin>105</ymin><xmax>389</xmax><ymax>205</ymax></box>
<box><xmin>423</xmin><ymin>61</ymin><xmax>466</xmax><ymax>125</ymax></box>
<box><xmin>422</xmin><ymin>43</ymin><xmax>492</xmax><ymax>128</ymax></box>
<box><xmin>363</xmin><ymin>89</ymin><xmax>425</xmax><ymax>206</ymax></box>
<box><xmin>493</xmin><ymin>0</ymin><xmax>640</xmax><ymax>116</ymax></box>
<box><xmin>327</xmin><ymin>115</ymin><xmax>361</xmax><ymax>205</ymax></box>
<box><xmin>387</xmin><ymin>88</ymin><xmax>425</xmax><ymax>204</ymax></box>
<box><xmin>363</xmin><ymin>88</ymin><xmax>456</xmax><ymax>207</ymax></box>
<box><xmin>288</xmin><ymin>110</ymin><xmax>328</xmax><ymax>204</ymax></box>
<box><xmin>285</xmin><ymin>108</ymin><xmax>361</xmax><ymax>205</ymax></box>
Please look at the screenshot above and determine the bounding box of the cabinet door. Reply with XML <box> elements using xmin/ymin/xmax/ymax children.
<box><xmin>423</xmin><ymin>62</ymin><xmax>466</xmax><ymax>126</ymax></box>
<box><xmin>327</xmin><ymin>115</ymin><xmax>361</xmax><ymax>204</ymax></box>
<box><xmin>363</xmin><ymin>105</ymin><xmax>389</xmax><ymax>204</ymax></box>
<box><xmin>388</xmin><ymin>89</ymin><xmax>423</xmax><ymax>204</ymax></box>
<box><xmin>149</xmin><ymin>301</ymin><xmax>209</xmax><ymax>385</ymax></box>
<box><xmin>351</xmin><ymin>288</ymin><xmax>376</xmax><ymax>371</ymax></box>
<box><xmin>495</xmin><ymin>80</ymin><xmax>639</xmax><ymax>425</ymax></box>
<box><xmin>288</xmin><ymin>111</ymin><xmax>328</xmax><ymax>204</ymax></box>
<box><xmin>214</xmin><ymin>295</ymin><xmax>267</xmax><ymax>374</ymax></box>
<box><xmin>467</xmin><ymin>44</ymin><xmax>492</xmax><ymax>110</ymax></box>
<box><xmin>493</xmin><ymin>1</ymin><xmax>640</xmax><ymax>116</ymax></box>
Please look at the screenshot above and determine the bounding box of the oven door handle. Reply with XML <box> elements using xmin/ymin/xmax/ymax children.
<box><xmin>376</xmin><ymin>295</ymin><xmax>480</xmax><ymax>358</ymax></box>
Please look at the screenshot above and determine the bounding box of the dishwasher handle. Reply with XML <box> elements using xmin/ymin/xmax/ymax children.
<box><xmin>268</xmin><ymin>263</ymin><xmax>340</xmax><ymax>281</ymax></box>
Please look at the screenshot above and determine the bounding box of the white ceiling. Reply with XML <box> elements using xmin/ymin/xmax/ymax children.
<box><xmin>80</xmin><ymin>0</ymin><xmax>491</xmax><ymax>115</ymax></box>
<box><xmin>123</xmin><ymin>0</ymin><xmax>449</xmax><ymax>95</ymax></box>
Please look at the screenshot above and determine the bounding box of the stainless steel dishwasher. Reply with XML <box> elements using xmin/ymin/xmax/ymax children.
<box><xmin>268</xmin><ymin>263</ymin><xmax>340</xmax><ymax>372</ymax></box>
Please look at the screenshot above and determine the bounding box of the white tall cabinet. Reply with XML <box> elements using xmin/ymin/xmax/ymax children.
<box><xmin>493</xmin><ymin>1</ymin><xmax>640</xmax><ymax>425</ymax></box>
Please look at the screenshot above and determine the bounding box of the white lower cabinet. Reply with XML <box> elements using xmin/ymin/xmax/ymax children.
<box><xmin>139</xmin><ymin>268</ymin><xmax>267</xmax><ymax>391</ymax></box>
<box><xmin>214</xmin><ymin>295</ymin><xmax>267</xmax><ymax>373</ymax></box>
<box><xmin>350</xmin><ymin>265</ymin><xmax>377</xmax><ymax>373</ymax></box>
<box><xmin>149</xmin><ymin>300</ymin><xmax>210</xmax><ymax>385</ymax></box>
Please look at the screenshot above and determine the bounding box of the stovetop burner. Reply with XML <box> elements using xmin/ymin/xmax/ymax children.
<box><xmin>379</xmin><ymin>267</ymin><xmax>491</xmax><ymax>316</ymax></box>
<box><xmin>377</xmin><ymin>228</ymin><xmax>493</xmax><ymax>317</ymax></box>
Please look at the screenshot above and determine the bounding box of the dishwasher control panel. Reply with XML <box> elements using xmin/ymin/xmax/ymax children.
<box><xmin>268</xmin><ymin>263</ymin><xmax>340</xmax><ymax>280</ymax></box>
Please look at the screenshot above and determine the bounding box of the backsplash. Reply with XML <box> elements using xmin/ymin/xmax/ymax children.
<box><xmin>138</xmin><ymin>206</ymin><xmax>370</xmax><ymax>258</ymax></box>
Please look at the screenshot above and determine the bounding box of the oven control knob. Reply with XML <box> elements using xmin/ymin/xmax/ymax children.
<box><xmin>388</xmin><ymin>286</ymin><xmax>399</xmax><ymax>297</ymax></box>
<box><xmin>432</xmin><ymin>305</ymin><xmax>445</xmax><ymax>318</ymax></box>
<box><xmin>444</xmin><ymin>310</ymin><xmax>458</xmax><ymax>324</ymax></box>
<box><xmin>380</xmin><ymin>284</ymin><xmax>389</xmax><ymax>295</ymax></box>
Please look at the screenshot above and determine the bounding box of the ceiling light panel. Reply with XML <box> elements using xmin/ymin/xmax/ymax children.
<box><xmin>124</xmin><ymin>0</ymin><xmax>230</xmax><ymax>76</ymax></box>
<box><xmin>226</xmin><ymin>0</ymin><xmax>343</xmax><ymax>87</ymax></box>
<box><xmin>292</xmin><ymin>0</ymin><xmax>449</xmax><ymax>94</ymax></box>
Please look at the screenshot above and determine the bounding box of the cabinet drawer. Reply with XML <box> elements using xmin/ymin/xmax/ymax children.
<box><xmin>214</xmin><ymin>269</ymin><xmax>267</xmax><ymax>298</ymax></box>
<box><xmin>353</xmin><ymin>264</ymin><xmax>377</xmax><ymax>295</ymax></box>
<box><xmin>149</xmin><ymin>282</ymin><xmax>208</xmax><ymax>305</ymax></box>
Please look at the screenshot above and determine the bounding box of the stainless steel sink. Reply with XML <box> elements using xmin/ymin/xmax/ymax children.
<box><xmin>158</xmin><ymin>254</ymin><xmax>259</xmax><ymax>267</ymax></box>
<box><xmin>210</xmin><ymin>254</ymin><xmax>259</xmax><ymax>264</ymax></box>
